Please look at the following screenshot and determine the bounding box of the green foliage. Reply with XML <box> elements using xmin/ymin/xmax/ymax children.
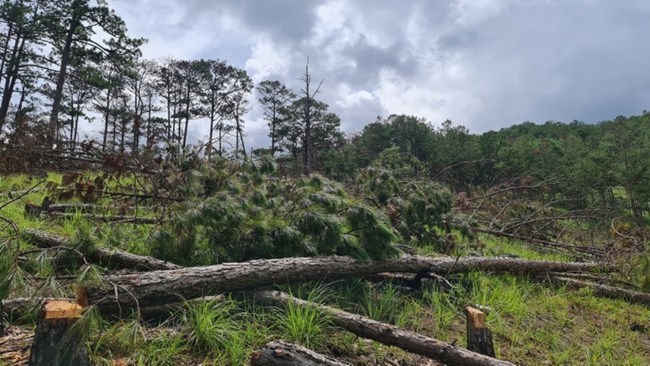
<box><xmin>361</xmin><ymin>284</ymin><xmax>402</xmax><ymax>324</ymax></box>
<box><xmin>180</xmin><ymin>297</ymin><xmax>269</xmax><ymax>364</ymax></box>
<box><xmin>357</xmin><ymin>166</ymin><xmax>455</xmax><ymax>250</ymax></box>
<box><xmin>272</xmin><ymin>285</ymin><xmax>332</xmax><ymax>348</ymax></box>
<box><xmin>182</xmin><ymin>298</ymin><xmax>239</xmax><ymax>352</ymax></box>
<box><xmin>153</xmin><ymin>165</ymin><xmax>401</xmax><ymax>264</ymax></box>
<box><xmin>133</xmin><ymin>334</ymin><xmax>188</xmax><ymax>366</ymax></box>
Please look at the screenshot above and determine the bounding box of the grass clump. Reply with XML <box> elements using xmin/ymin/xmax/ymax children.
<box><xmin>272</xmin><ymin>285</ymin><xmax>332</xmax><ymax>348</ymax></box>
<box><xmin>180</xmin><ymin>297</ymin><xmax>270</xmax><ymax>365</ymax></box>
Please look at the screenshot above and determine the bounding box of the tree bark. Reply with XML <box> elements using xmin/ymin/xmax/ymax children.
<box><xmin>251</xmin><ymin>340</ymin><xmax>351</xmax><ymax>366</ymax></box>
<box><xmin>2</xmin><ymin>297</ymin><xmax>72</xmax><ymax>321</ymax></box>
<box><xmin>465</xmin><ymin>306</ymin><xmax>495</xmax><ymax>357</ymax></box>
<box><xmin>22</xmin><ymin>229</ymin><xmax>181</xmax><ymax>271</ymax></box>
<box><xmin>83</xmin><ymin>254</ymin><xmax>606</xmax><ymax>316</ymax></box>
<box><xmin>49</xmin><ymin>9</ymin><xmax>81</xmax><ymax>144</ymax></box>
<box><xmin>44</xmin><ymin>211</ymin><xmax>161</xmax><ymax>224</ymax></box>
<box><xmin>474</xmin><ymin>227</ymin><xmax>604</xmax><ymax>256</ymax></box>
<box><xmin>551</xmin><ymin>276</ymin><xmax>650</xmax><ymax>307</ymax></box>
<box><xmin>250</xmin><ymin>290</ymin><xmax>515</xmax><ymax>366</ymax></box>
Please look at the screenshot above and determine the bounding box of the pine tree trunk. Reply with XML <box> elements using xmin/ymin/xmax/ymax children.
<box><xmin>251</xmin><ymin>341</ymin><xmax>350</xmax><ymax>366</ymax></box>
<box><xmin>83</xmin><ymin>255</ymin><xmax>605</xmax><ymax>316</ymax></box>
<box><xmin>252</xmin><ymin>290</ymin><xmax>514</xmax><ymax>366</ymax></box>
<box><xmin>0</xmin><ymin>31</ymin><xmax>25</xmax><ymax>127</ymax></box>
<box><xmin>0</xmin><ymin>22</ymin><xmax>13</xmax><ymax>89</ymax></box>
<box><xmin>207</xmin><ymin>92</ymin><xmax>216</xmax><ymax>160</ymax></box>
<box><xmin>49</xmin><ymin>13</ymin><xmax>80</xmax><ymax>145</ymax></box>
<box><xmin>182</xmin><ymin>82</ymin><xmax>190</xmax><ymax>149</ymax></box>
<box><xmin>23</xmin><ymin>229</ymin><xmax>181</xmax><ymax>271</ymax></box>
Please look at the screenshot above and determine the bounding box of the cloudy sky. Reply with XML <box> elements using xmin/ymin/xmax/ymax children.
<box><xmin>108</xmin><ymin>0</ymin><xmax>650</xmax><ymax>149</ymax></box>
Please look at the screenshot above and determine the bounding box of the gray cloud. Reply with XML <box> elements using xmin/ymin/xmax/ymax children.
<box><xmin>109</xmin><ymin>0</ymin><xmax>650</xmax><ymax>147</ymax></box>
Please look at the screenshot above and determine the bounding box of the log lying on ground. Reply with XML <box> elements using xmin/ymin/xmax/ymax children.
<box><xmin>251</xmin><ymin>340</ymin><xmax>351</xmax><ymax>366</ymax></box>
<box><xmin>44</xmin><ymin>211</ymin><xmax>161</xmax><ymax>224</ymax></box>
<box><xmin>250</xmin><ymin>290</ymin><xmax>515</xmax><ymax>366</ymax></box>
<box><xmin>43</xmin><ymin>203</ymin><xmax>98</xmax><ymax>214</ymax></box>
<box><xmin>551</xmin><ymin>276</ymin><xmax>650</xmax><ymax>307</ymax></box>
<box><xmin>2</xmin><ymin>295</ymin><xmax>227</xmax><ymax>322</ymax></box>
<box><xmin>22</xmin><ymin>229</ymin><xmax>181</xmax><ymax>271</ymax></box>
<box><xmin>474</xmin><ymin>227</ymin><xmax>604</xmax><ymax>257</ymax></box>
<box><xmin>2</xmin><ymin>297</ymin><xmax>72</xmax><ymax>321</ymax></box>
<box><xmin>84</xmin><ymin>254</ymin><xmax>607</xmax><ymax>316</ymax></box>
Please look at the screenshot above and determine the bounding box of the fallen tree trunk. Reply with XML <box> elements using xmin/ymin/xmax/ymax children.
<box><xmin>2</xmin><ymin>295</ymin><xmax>227</xmax><ymax>322</ymax></box>
<box><xmin>552</xmin><ymin>276</ymin><xmax>650</xmax><ymax>307</ymax></box>
<box><xmin>2</xmin><ymin>297</ymin><xmax>72</xmax><ymax>321</ymax></box>
<box><xmin>52</xmin><ymin>188</ymin><xmax>184</xmax><ymax>202</ymax></box>
<box><xmin>44</xmin><ymin>203</ymin><xmax>156</xmax><ymax>215</ymax></box>
<box><xmin>251</xmin><ymin>290</ymin><xmax>515</xmax><ymax>366</ymax></box>
<box><xmin>84</xmin><ymin>254</ymin><xmax>607</xmax><ymax>316</ymax></box>
<box><xmin>44</xmin><ymin>212</ymin><xmax>161</xmax><ymax>224</ymax></box>
<box><xmin>22</xmin><ymin>229</ymin><xmax>181</xmax><ymax>271</ymax></box>
<box><xmin>474</xmin><ymin>227</ymin><xmax>604</xmax><ymax>257</ymax></box>
<box><xmin>251</xmin><ymin>340</ymin><xmax>351</xmax><ymax>366</ymax></box>
<box><xmin>43</xmin><ymin>203</ymin><xmax>98</xmax><ymax>214</ymax></box>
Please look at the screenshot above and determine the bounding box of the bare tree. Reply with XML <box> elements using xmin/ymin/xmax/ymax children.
<box><xmin>298</xmin><ymin>58</ymin><xmax>323</xmax><ymax>175</ymax></box>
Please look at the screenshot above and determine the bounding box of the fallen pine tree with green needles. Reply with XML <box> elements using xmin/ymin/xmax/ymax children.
<box><xmin>1</xmin><ymin>158</ymin><xmax>650</xmax><ymax>365</ymax></box>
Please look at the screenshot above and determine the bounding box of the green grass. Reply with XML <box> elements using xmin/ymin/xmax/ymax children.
<box><xmin>180</xmin><ymin>297</ymin><xmax>271</xmax><ymax>365</ymax></box>
<box><xmin>133</xmin><ymin>333</ymin><xmax>188</xmax><ymax>366</ymax></box>
<box><xmin>415</xmin><ymin>273</ymin><xmax>650</xmax><ymax>365</ymax></box>
<box><xmin>3</xmin><ymin>171</ymin><xmax>650</xmax><ymax>365</ymax></box>
<box><xmin>272</xmin><ymin>285</ymin><xmax>332</xmax><ymax>348</ymax></box>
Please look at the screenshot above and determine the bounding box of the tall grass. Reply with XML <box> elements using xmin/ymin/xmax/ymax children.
<box><xmin>272</xmin><ymin>285</ymin><xmax>332</xmax><ymax>348</ymax></box>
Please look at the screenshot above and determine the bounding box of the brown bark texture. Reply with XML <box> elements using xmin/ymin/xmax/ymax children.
<box><xmin>85</xmin><ymin>254</ymin><xmax>605</xmax><ymax>316</ymax></box>
<box><xmin>552</xmin><ymin>276</ymin><xmax>650</xmax><ymax>306</ymax></box>
<box><xmin>44</xmin><ymin>211</ymin><xmax>160</xmax><ymax>224</ymax></box>
<box><xmin>251</xmin><ymin>290</ymin><xmax>515</xmax><ymax>366</ymax></box>
<box><xmin>22</xmin><ymin>229</ymin><xmax>181</xmax><ymax>271</ymax></box>
<box><xmin>474</xmin><ymin>227</ymin><xmax>604</xmax><ymax>256</ymax></box>
<box><xmin>466</xmin><ymin>306</ymin><xmax>495</xmax><ymax>357</ymax></box>
<box><xmin>250</xmin><ymin>340</ymin><xmax>351</xmax><ymax>366</ymax></box>
<box><xmin>2</xmin><ymin>297</ymin><xmax>72</xmax><ymax>320</ymax></box>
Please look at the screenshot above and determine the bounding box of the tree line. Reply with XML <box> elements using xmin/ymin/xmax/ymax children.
<box><xmin>1</xmin><ymin>0</ymin><xmax>648</xmax><ymax>224</ymax></box>
<box><xmin>327</xmin><ymin>114</ymin><xmax>650</xmax><ymax>225</ymax></box>
<box><xmin>0</xmin><ymin>0</ymin><xmax>342</xmax><ymax>172</ymax></box>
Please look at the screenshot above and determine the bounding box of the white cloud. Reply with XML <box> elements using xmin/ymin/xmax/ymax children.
<box><xmin>105</xmin><ymin>0</ymin><xmax>650</xmax><ymax>146</ymax></box>
<box><xmin>450</xmin><ymin>0</ymin><xmax>513</xmax><ymax>27</ymax></box>
<box><xmin>245</xmin><ymin>39</ymin><xmax>292</xmax><ymax>83</ymax></box>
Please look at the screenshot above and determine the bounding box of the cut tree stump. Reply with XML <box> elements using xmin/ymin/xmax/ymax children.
<box><xmin>83</xmin><ymin>255</ymin><xmax>608</xmax><ymax>316</ymax></box>
<box><xmin>28</xmin><ymin>300</ymin><xmax>90</xmax><ymax>366</ymax></box>
<box><xmin>465</xmin><ymin>306</ymin><xmax>495</xmax><ymax>357</ymax></box>
<box><xmin>251</xmin><ymin>340</ymin><xmax>351</xmax><ymax>366</ymax></box>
